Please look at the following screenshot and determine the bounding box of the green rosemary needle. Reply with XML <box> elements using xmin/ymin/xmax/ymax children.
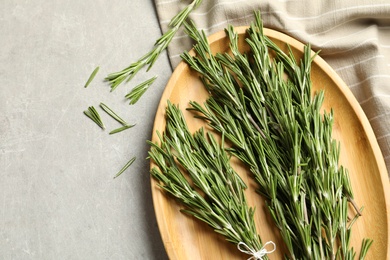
<box><xmin>99</xmin><ymin>102</ymin><xmax>135</xmax><ymax>134</ymax></box>
<box><xmin>114</xmin><ymin>156</ymin><xmax>136</xmax><ymax>179</ymax></box>
<box><xmin>109</xmin><ymin>124</ymin><xmax>135</xmax><ymax>135</ymax></box>
<box><xmin>84</xmin><ymin>106</ymin><xmax>105</xmax><ymax>129</ymax></box>
<box><xmin>106</xmin><ymin>0</ymin><xmax>203</xmax><ymax>92</ymax></box>
<box><xmin>125</xmin><ymin>76</ymin><xmax>157</xmax><ymax>105</ymax></box>
<box><xmin>99</xmin><ymin>102</ymin><xmax>128</xmax><ymax>126</ymax></box>
<box><xmin>84</xmin><ymin>66</ymin><xmax>100</xmax><ymax>88</ymax></box>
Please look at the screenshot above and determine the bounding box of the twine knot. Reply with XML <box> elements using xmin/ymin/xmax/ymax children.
<box><xmin>237</xmin><ymin>241</ymin><xmax>276</xmax><ymax>260</ymax></box>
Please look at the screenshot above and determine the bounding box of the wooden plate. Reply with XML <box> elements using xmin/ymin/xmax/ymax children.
<box><xmin>150</xmin><ymin>27</ymin><xmax>390</xmax><ymax>259</ymax></box>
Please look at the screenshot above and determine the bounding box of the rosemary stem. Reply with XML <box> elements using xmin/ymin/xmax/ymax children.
<box><xmin>106</xmin><ymin>0</ymin><xmax>203</xmax><ymax>93</ymax></box>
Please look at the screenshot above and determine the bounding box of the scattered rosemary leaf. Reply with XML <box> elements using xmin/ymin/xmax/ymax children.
<box><xmin>109</xmin><ymin>124</ymin><xmax>135</xmax><ymax>135</ymax></box>
<box><xmin>114</xmin><ymin>156</ymin><xmax>136</xmax><ymax>178</ymax></box>
<box><xmin>99</xmin><ymin>102</ymin><xmax>128</xmax><ymax>126</ymax></box>
<box><xmin>83</xmin><ymin>106</ymin><xmax>104</xmax><ymax>129</ymax></box>
<box><xmin>84</xmin><ymin>66</ymin><xmax>100</xmax><ymax>88</ymax></box>
<box><xmin>125</xmin><ymin>76</ymin><xmax>157</xmax><ymax>105</ymax></box>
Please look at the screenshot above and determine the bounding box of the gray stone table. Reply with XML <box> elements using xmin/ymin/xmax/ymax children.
<box><xmin>0</xmin><ymin>1</ymin><xmax>170</xmax><ymax>259</ymax></box>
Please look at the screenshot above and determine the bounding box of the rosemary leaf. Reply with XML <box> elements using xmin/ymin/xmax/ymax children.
<box><xmin>100</xmin><ymin>102</ymin><xmax>128</xmax><ymax>126</ymax></box>
<box><xmin>114</xmin><ymin>156</ymin><xmax>136</xmax><ymax>179</ymax></box>
<box><xmin>84</xmin><ymin>106</ymin><xmax>105</xmax><ymax>129</ymax></box>
<box><xmin>109</xmin><ymin>124</ymin><xmax>135</xmax><ymax>135</ymax></box>
<box><xmin>84</xmin><ymin>66</ymin><xmax>100</xmax><ymax>88</ymax></box>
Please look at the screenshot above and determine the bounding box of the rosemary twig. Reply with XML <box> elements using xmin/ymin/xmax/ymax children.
<box><xmin>84</xmin><ymin>106</ymin><xmax>105</xmax><ymax>129</ymax></box>
<box><xmin>125</xmin><ymin>76</ymin><xmax>157</xmax><ymax>105</ymax></box>
<box><xmin>84</xmin><ymin>66</ymin><xmax>100</xmax><ymax>88</ymax></box>
<box><xmin>105</xmin><ymin>0</ymin><xmax>203</xmax><ymax>92</ymax></box>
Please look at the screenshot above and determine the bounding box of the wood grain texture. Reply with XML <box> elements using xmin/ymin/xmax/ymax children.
<box><xmin>150</xmin><ymin>27</ymin><xmax>390</xmax><ymax>260</ymax></box>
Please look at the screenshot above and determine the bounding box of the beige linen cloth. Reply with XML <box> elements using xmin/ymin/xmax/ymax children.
<box><xmin>154</xmin><ymin>0</ymin><xmax>390</xmax><ymax>175</ymax></box>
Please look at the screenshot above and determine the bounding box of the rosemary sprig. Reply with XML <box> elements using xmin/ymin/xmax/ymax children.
<box><xmin>180</xmin><ymin>12</ymin><xmax>372</xmax><ymax>259</ymax></box>
<box><xmin>148</xmin><ymin>101</ymin><xmax>270</xmax><ymax>258</ymax></box>
<box><xmin>125</xmin><ymin>76</ymin><xmax>157</xmax><ymax>105</ymax></box>
<box><xmin>105</xmin><ymin>0</ymin><xmax>203</xmax><ymax>92</ymax></box>
<box><xmin>84</xmin><ymin>66</ymin><xmax>100</xmax><ymax>88</ymax></box>
<box><xmin>84</xmin><ymin>106</ymin><xmax>105</xmax><ymax>129</ymax></box>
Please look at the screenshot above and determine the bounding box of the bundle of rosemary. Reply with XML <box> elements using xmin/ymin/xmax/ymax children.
<box><xmin>148</xmin><ymin>101</ymin><xmax>273</xmax><ymax>259</ymax></box>
<box><xmin>170</xmin><ymin>11</ymin><xmax>372</xmax><ymax>259</ymax></box>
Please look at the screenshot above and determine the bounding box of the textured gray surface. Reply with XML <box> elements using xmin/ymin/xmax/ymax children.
<box><xmin>0</xmin><ymin>1</ymin><xmax>170</xmax><ymax>259</ymax></box>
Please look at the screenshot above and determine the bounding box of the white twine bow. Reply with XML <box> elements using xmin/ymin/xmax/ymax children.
<box><xmin>237</xmin><ymin>241</ymin><xmax>276</xmax><ymax>260</ymax></box>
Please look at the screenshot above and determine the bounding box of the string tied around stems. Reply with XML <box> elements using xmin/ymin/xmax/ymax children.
<box><xmin>237</xmin><ymin>241</ymin><xmax>276</xmax><ymax>260</ymax></box>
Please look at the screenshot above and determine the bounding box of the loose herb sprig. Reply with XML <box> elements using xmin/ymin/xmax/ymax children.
<box><xmin>148</xmin><ymin>101</ymin><xmax>271</xmax><ymax>259</ymax></box>
<box><xmin>180</xmin><ymin>12</ymin><xmax>372</xmax><ymax>259</ymax></box>
<box><xmin>125</xmin><ymin>76</ymin><xmax>157</xmax><ymax>105</ymax></box>
<box><xmin>105</xmin><ymin>0</ymin><xmax>203</xmax><ymax>92</ymax></box>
